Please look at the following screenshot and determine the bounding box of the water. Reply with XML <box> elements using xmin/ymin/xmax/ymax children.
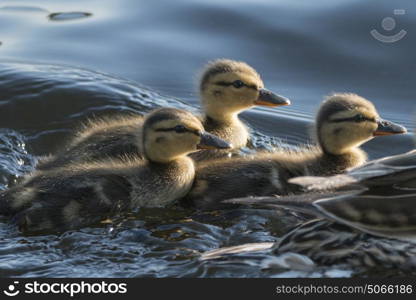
<box><xmin>0</xmin><ymin>0</ymin><xmax>415</xmax><ymax>277</ymax></box>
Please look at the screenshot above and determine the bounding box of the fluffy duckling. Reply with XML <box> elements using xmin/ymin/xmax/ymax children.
<box><xmin>0</xmin><ymin>108</ymin><xmax>230</xmax><ymax>234</ymax></box>
<box><xmin>184</xmin><ymin>93</ymin><xmax>406</xmax><ymax>209</ymax></box>
<box><xmin>37</xmin><ymin>59</ymin><xmax>289</xmax><ymax>170</ymax></box>
<box><xmin>191</xmin><ymin>59</ymin><xmax>290</xmax><ymax>161</ymax></box>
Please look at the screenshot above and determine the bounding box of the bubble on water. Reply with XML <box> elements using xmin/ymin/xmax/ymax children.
<box><xmin>0</xmin><ymin>129</ymin><xmax>37</xmax><ymax>190</ymax></box>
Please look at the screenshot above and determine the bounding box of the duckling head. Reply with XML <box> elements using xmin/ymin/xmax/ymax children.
<box><xmin>199</xmin><ymin>59</ymin><xmax>290</xmax><ymax>121</ymax></box>
<box><xmin>143</xmin><ymin>108</ymin><xmax>231</xmax><ymax>163</ymax></box>
<box><xmin>316</xmin><ymin>93</ymin><xmax>407</xmax><ymax>155</ymax></box>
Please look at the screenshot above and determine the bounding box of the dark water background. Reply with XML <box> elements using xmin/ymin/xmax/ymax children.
<box><xmin>0</xmin><ymin>0</ymin><xmax>415</xmax><ymax>277</ymax></box>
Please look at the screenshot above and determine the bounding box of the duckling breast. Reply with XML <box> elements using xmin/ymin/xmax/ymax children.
<box><xmin>129</xmin><ymin>157</ymin><xmax>196</xmax><ymax>208</ymax></box>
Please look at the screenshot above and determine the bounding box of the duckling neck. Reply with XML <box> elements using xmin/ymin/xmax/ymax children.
<box><xmin>126</xmin><ymin>156</ymin><xmax>195</xmax><ymax>208</ymax></box>
<box><xmin>204</xmin><ymin>111</ymin><xmax>239</xmax><ymax>125</ymax></box>
<box><xmin>146</xmin><ymin>153</ymin><xmax>184</xmax><ymax>164</ymax></box>
<box><xmin>316</xmin><ymin>148</ymin><xmax>367</xmax><ymax>176</ymax></box>
<box><xmin>147</xmin><ymin>156</ymin><xmax>195</xmax><ymax>173</ymax></box>
<box><xmin>203</xmin><ymin>115</ymin><xmax>248</xmax><ymax>150</ymax></box>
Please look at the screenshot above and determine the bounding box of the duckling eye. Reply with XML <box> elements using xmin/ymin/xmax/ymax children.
<box><xmin>173</xmin><ymin>125</ymin><xmax>188</xmax><ymax>133</ymax></box>
<box><xmin>354</xmin><ymin>114</ymin><xmax>367</xmax><ymax>122</ymax></box>
<box><xmin>232</xmin><ymin>80</ymin><xmax>245</xmax><ymax>88</ymax></box>
<box><xmin>353</xmin><ymin>114</ymin><xmax>377</xmax><ymax>123</ymax></box>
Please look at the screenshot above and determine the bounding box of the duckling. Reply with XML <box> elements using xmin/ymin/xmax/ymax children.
<box><xmin>184</xmin><ymin>93</ymin><xmax>406</xmax><ymax>209</ymax></box>
<box><xmin>0</xmin><ymin>108</ymin><xmax>230</xmax><ymax>234</ymax></box>
<box><xmin>36</xmin><ymin>59</ymin><xmax>289</xmax><ymax>170</ymax></box>
<box><xmin>191</xmin><ymin>59</ymin><xmax>290</xmax><ymax>161</ymax></box>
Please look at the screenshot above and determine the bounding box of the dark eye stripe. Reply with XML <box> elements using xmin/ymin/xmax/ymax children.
<box><xmin>155</xmin><ymin>128</ymin><xmax>178</xmax><ymax>132</ymax></box>
<box><xmin>214</xmin><ymin>81</ymin><xmax>257</xmax><ymax>90</ymax></box>
<box><xmin>246</xmin><ymin>84</ymin><xmax>258</xmax><ymax>89</ymax></box>
<box><xmin>330</xmin><ymin>115</ymin><xmax>376</xmax><ymax>123</ymax></box>
<box><xmin>214</xmin><ymin>81</ymin><xmax>236</xmax><ymax>87</ymax></box>
<box><xmin>155</xmin><ymin>127</ymin><xmax>200</xmax><ymax>136</ymax></box>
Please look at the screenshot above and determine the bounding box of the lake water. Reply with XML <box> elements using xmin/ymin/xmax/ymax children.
<box><xmin>0</xmin><ymin>0</ymin><xmax>415</xmax><ymax>277</ymax></box>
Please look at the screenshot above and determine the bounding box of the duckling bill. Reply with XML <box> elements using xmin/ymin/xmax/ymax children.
<box><xmin>184</xmin><ymin>93</ymin><xmax>406</xmax><ymax>209</ymax></box>
<box><xmin>255</xmin><ymin>88</ymin><xmax>290</xmax><ymax>106</ymax></box>
<box><xmin>0</xmin><ymin>108</ymin><xmax>230</xmax><ymax>234</ymax></box>
<box><xmin>374</xmin><ymin>118</ymin><xmax>407</xmax><ymax>136</ymax></box>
